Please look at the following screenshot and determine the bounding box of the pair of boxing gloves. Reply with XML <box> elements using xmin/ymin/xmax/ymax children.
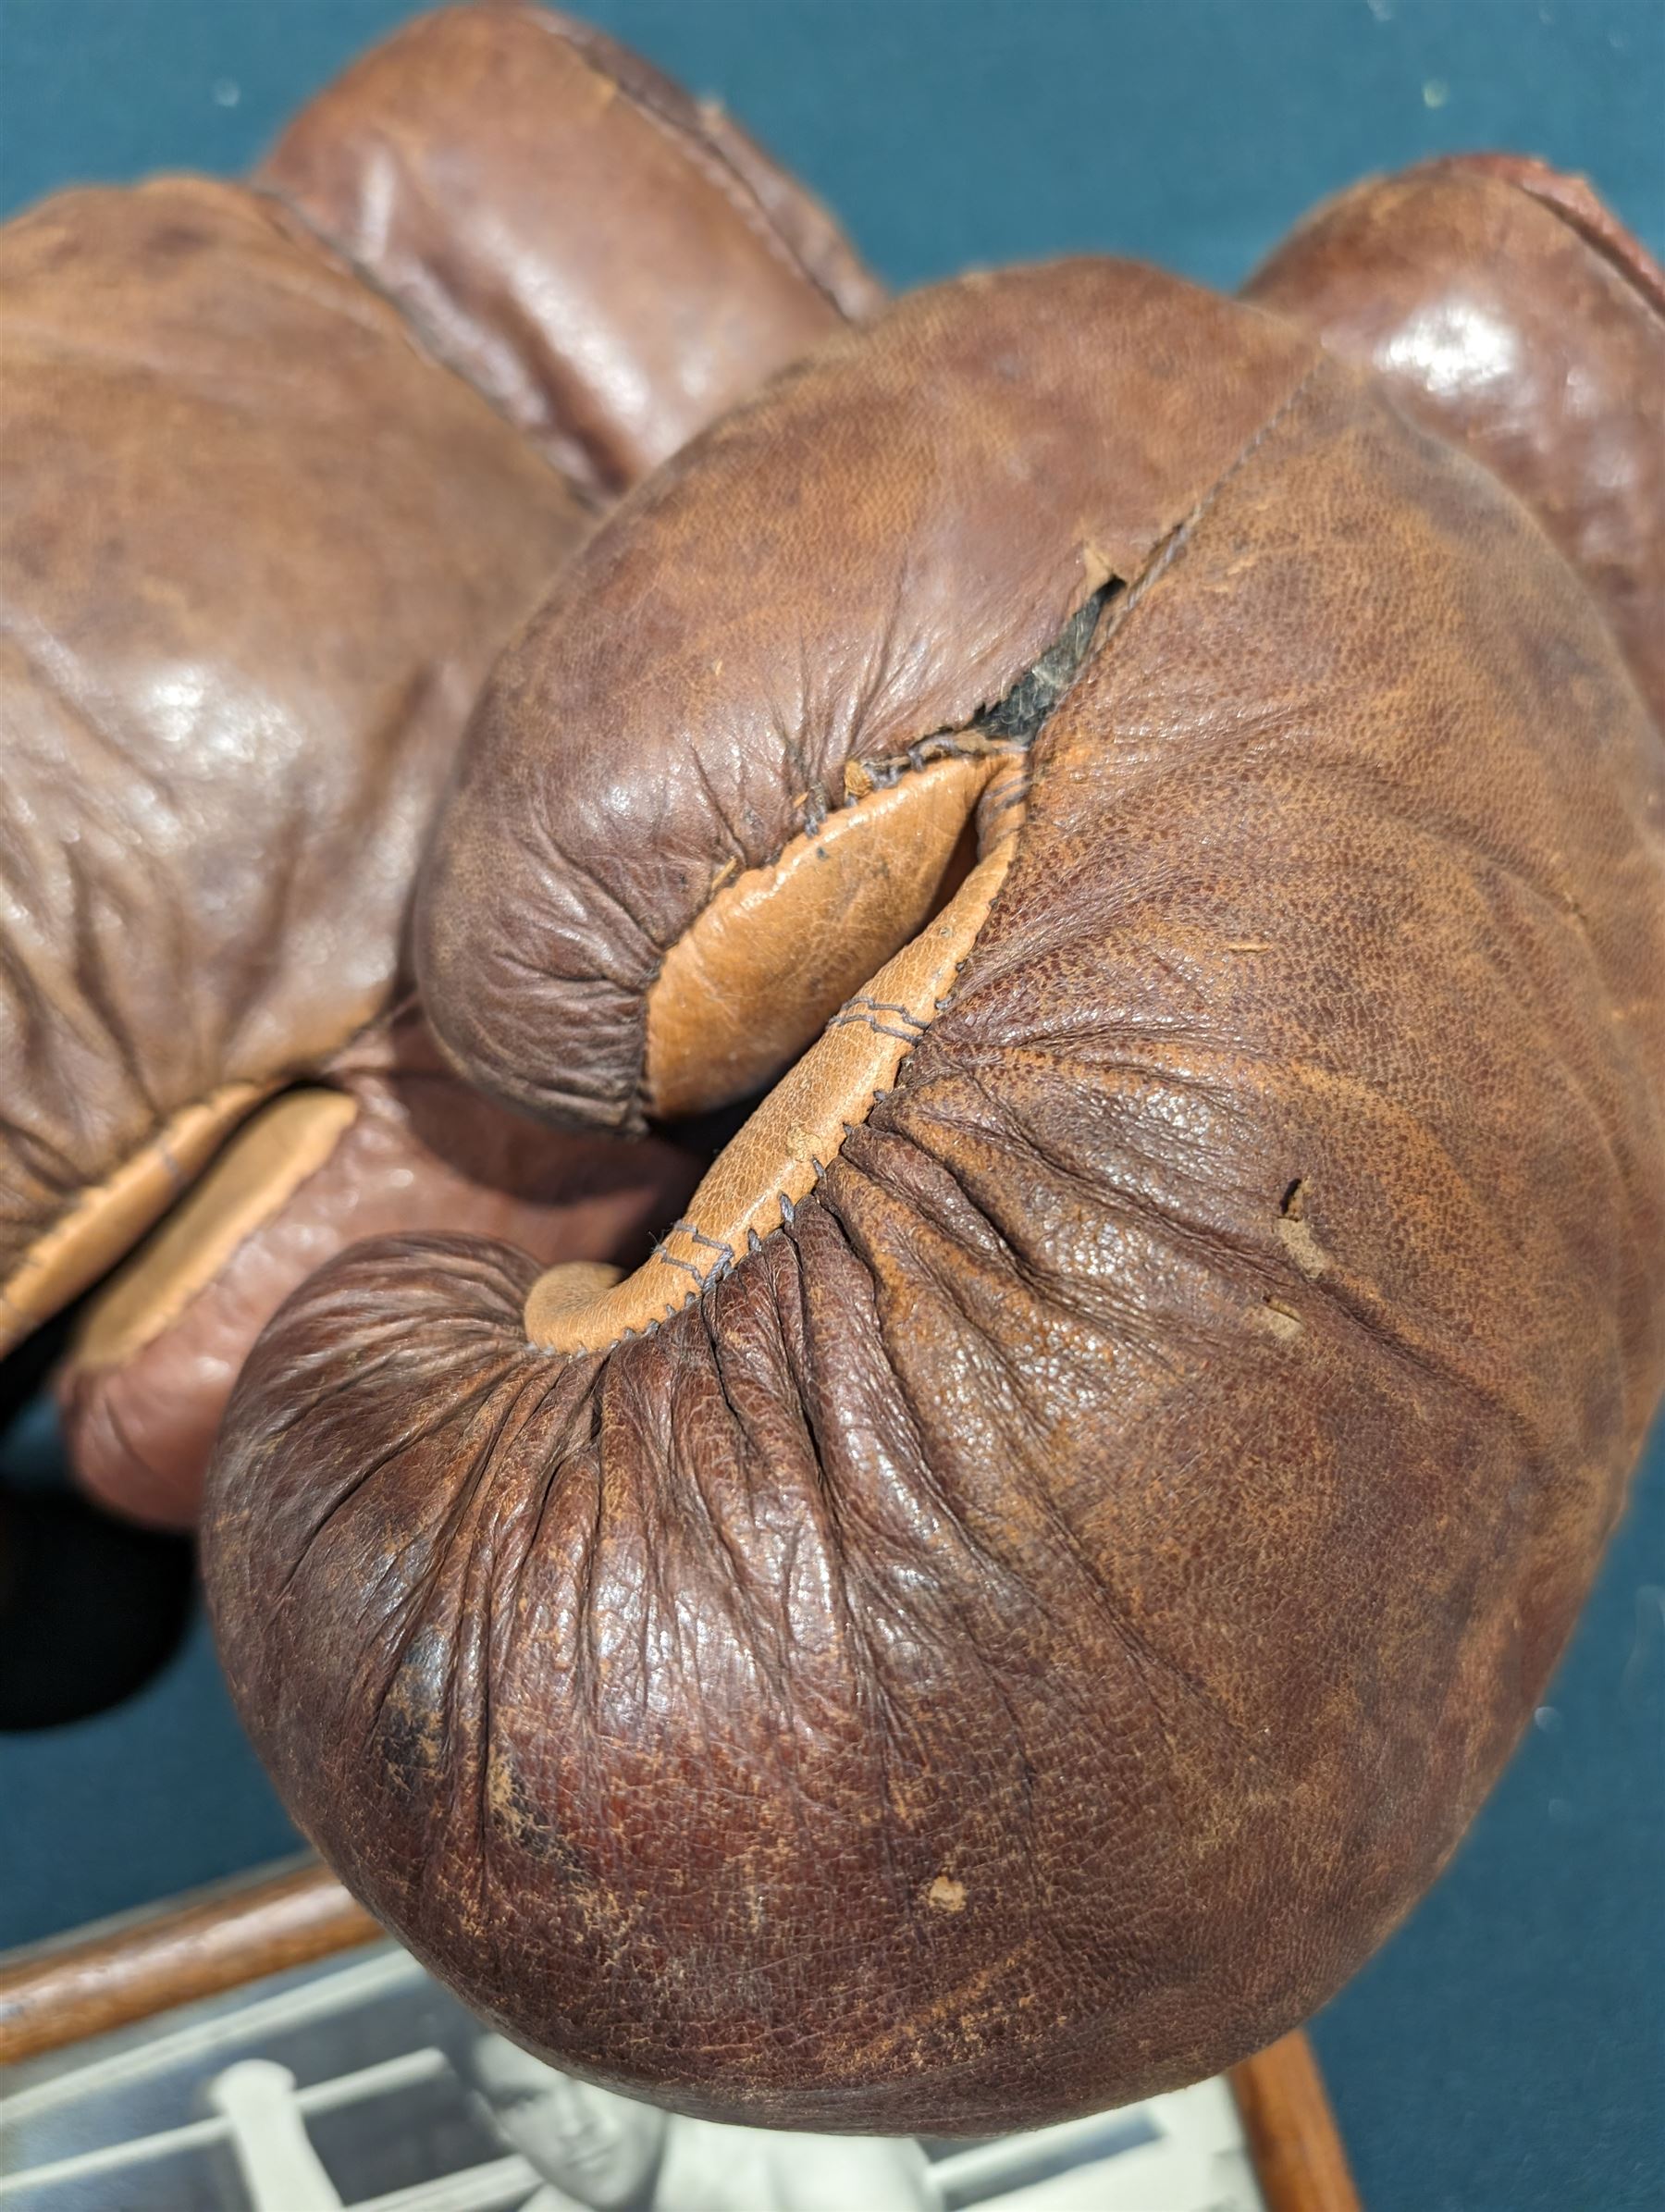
<box><xmin>5</xmin><ymin>0</ymin><xmax>1661</xmax><ymax>2134</ymax></box>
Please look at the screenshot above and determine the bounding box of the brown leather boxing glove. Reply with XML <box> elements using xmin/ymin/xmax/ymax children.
<box><xmin>201</xmin><ymin>238</ymin><xmax>1664</xmax><ymax>2131</ymax></box>
<box><xmin>2</xmin><ymin>2</ymin><xmax>876</xmax><ymax>1526</ymax></box>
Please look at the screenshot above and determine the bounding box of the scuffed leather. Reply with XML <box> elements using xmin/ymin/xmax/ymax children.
<box><xmin>5</xmin><ymin>3</ymin><xmax>875</xmax><ymax>1521</ymax></box>
<box><xmin>205</xmin><ymin>257</ymin><xmax>1665</xmax><ymax>2132</ymax></box>
<box><xmin>63</xmin><ymin>1007</ymin><xmax>695</xmax><ymax>1527</ymax></box>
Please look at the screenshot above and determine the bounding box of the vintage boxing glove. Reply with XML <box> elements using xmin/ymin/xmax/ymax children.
<box><xmin>203</xmin><ymin>251</ymin><xmax>1665</xmax><ymax>2130</ymax></box>
<box><xmin>5</xmin><ymin>1</ymin><xmax>875</xmax><ymax>1526</ymax></box>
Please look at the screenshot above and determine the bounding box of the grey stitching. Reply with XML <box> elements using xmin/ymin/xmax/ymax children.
<box><xmin>827</xmin><ymin>1011</ymin><xmax>926</xmax><ymax>1044</ymax></box>
<box><xmin>845</xmin><ymin>997</ymin><xmax>929</xmax><ymax>1030</ymax></box>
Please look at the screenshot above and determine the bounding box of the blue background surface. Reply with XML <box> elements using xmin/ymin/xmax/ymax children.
<box><xmin>1</xmin><ymin>4</ymin><xmax>1661</xmax><ymax>2206</ymax></box>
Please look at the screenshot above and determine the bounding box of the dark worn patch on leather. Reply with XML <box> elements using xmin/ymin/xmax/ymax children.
<box><xmin>978</xmin><ymin>585</ymin><xmax>1113</xmax><ymax>746</ymax></box>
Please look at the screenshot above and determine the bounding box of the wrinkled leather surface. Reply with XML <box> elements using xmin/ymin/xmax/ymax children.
<box><xmin>205</xmin><ymin>260</ymin><xmax>1665</xmax><ymax>2132</ymax></box>
<box><xmin>1246</xmin><ymin>154</ymin><xmax>1665</xmax><ymax>723</ymax></box>
<box><xmin>0</xmin><ymin>175</ymin><xmax>579</xmax><ymax>1300</ymax></box>
<box><xmin>5</xmin><ymin>3</ymin><xmax>872</xmax><ymax>1520</ymax></box>
<box><xmin>417</xmin><ymin>263</ymin><xmax>1315</xmax><ymax>1132</ymax></box>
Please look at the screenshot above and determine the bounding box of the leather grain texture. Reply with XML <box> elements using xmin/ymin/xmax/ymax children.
<box><xmin>205</xmin><ymin>253</ymin><xmax>1665</xmax><ymax>2132</ymax></box>
<box><xmin>0</xmin><ymin>172</ymin><xmax>580</xmax><ymax>1315</ymax></box>
<box><xmin>417</xmin><ymin>261</ymin><xmax>1316</xmax><ymax>1132</ymax></box>
<box><xmin>62</xmin><ymin>1012</ymin><xmax>694</xmax><ymax>1526</ymax></box>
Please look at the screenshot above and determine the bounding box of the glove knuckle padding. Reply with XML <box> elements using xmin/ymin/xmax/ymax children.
<box><xmin>259</xmin><ymin>1</ymin><xmax>877</xmax><ymax>498</ymax></box>
<box><xmin>416</xmin><ymin>263</ymin><xmax>1323</xmax><ymax>1131</ymax></box>
<box><xmin>205</xmin><ymin>263</ymin><xmax>1665</xmax><ymax>2130</ymax></box>
<box><xmin>1244</xmin><ymin>154</ymin><xmax>1665</xmax><ymax>726</ymax></box>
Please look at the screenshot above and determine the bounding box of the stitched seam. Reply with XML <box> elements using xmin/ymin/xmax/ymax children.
<box><xmin>1436</xmin><ymin>156</ymin><xmax>1665</xmax><ymax>320</ymax></box>
<box><xmin>623</xmin><ymin>351</ymin><xmax>1323</xmax><ymax>1189</ymax></box>
<box><xmin>857</xmin><ymin>354</ymin><xmax>1327</xmax><ymax>1153</ymax></box>
<box><xmin>0</xmin><ymin>1081</ymin><xmax>280</xmax><ymax>1339</ymax></box>
<box><xmin>0</xmin><ymin>978</ymin><xmax>407</xmax><ymax>1327</ymax></box>
<box><xmin>628</xmin><ymin>587</ymin><xmax>1115</xmax><ymax>1122</ymax></box>
<box><xmin>242</xmin><ymin>182</ymin><xmax>593</xmax><ymax>503</ymax></box>
<box><xmin>566</xmin><ymin>780</ymin><xmax>1048</xmax><ymax>1353</ymax></box>
<box><xmin>592</xmin><ymin>369</ymin><xmax>1341</xmax><ymax>1356</ymax></box>
<box><xmin>1093</xmin><ymin>357</ymin><xmax>1327</xmax><ymax>662</ymax></box>
<box><xmin>629</xmin><ymin>738</ymin><xmax>1023</xmax><ymax>1126</ymax></box>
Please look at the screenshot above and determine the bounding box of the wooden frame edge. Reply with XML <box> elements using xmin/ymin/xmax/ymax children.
<box><xmin>1230</xmin><ymin>2027</ymin><xmax>1363</xmax><ymax>2212</ymax></box>
<box><xmin>0</xmin><ymin>1859</ymin><xmax>378</xmax><ymax>2066</ymax></box>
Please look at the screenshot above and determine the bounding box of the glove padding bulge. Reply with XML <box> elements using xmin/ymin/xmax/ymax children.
<box><xmin>1245</xmin><ymin>152</ymin><xmax>1665</xmax><ymax>723</ymax></box>
<box><xmin>2</xmin><ymin>1</ymin><xmax>873</xmax><ymax>1525</ymax></box>
<box><xmin>204</xmin><ymin>261</ymin><xmax>1665</xmax><ymax>2132</ymax></box>
<box><xmin>256</xmin><ymin>0</ymin><xmax>881</xmax><ymax>496</ymax></box>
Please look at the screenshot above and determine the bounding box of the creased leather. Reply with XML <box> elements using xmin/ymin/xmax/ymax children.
<box><xmin>3</xmin><ymin>2</ymin><xmax>876</xmax><ymax>1522</ymax></box>
<box><xmin>63</xmin><ymin>1008</ymin><xmax>696</xmax><ymax>1526</ymax></box>
<box><xmin>0</xmin><ymin>175</ymin><xmax>578</xmax><ymax>1310</ymax></box>
<box><xmin>416</xmin><ymin>261</ymin><xmax>1317</xmax><ymax>1133</ymax></box>
<box><xmin>206</xmin><ymin>253</ymin><xmax>1665</xmax><ymax>2132</ymax></box>
<box><xmin>642</xmin><ymin>756</ymin><xmax>988</xmax><ymax>1121</ymax></box>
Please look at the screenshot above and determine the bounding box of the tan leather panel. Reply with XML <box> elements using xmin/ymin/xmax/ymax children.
<box><xmin>61</xmin><ymin>1007</ymin><xmax>697</xmax><ymax>1529</ymax></box>
<box><xmin>527</xmin><ymin>760</ymin><xmax>1026</xmax><ymax>1352</ymax></box>
<box><xmin>204</xmin><ymin>239</ymin><xmax>1665</xmax><ymax>2138</ymax></box>
<box><xmin>643</xmin><ymin>753</ymin><xmax>993</xmax><ymax>1119</ymax></box>
<box><xmin>71</xmin><ymin>1089</ymin><xmax>361</xmax><ymax>1372</ymax></box>
<box><xmin>0</xmin><ymin>1082</ymin><xmax>267</xmax><ymax>1353</ymax></box>
<box><xmin>522</xmin><ymin>1261</ymin><xmax>626</xmax><ymax>1337</ymax></box>
<box><xmin>0</xmin><ymin>175</ymin><xmax>581</xmax><ymax>1318</ymax></box>
<box><xmin>1</xmin><ymin>7</ymin><xmax>870</xmax><ymax>1407</ymax></box>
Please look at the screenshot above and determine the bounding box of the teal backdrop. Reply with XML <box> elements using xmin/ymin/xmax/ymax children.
<box><xmin>1</xmin><ymin>6</ymin><xmax>1661</xmax><ymax>2207</ymax></box>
